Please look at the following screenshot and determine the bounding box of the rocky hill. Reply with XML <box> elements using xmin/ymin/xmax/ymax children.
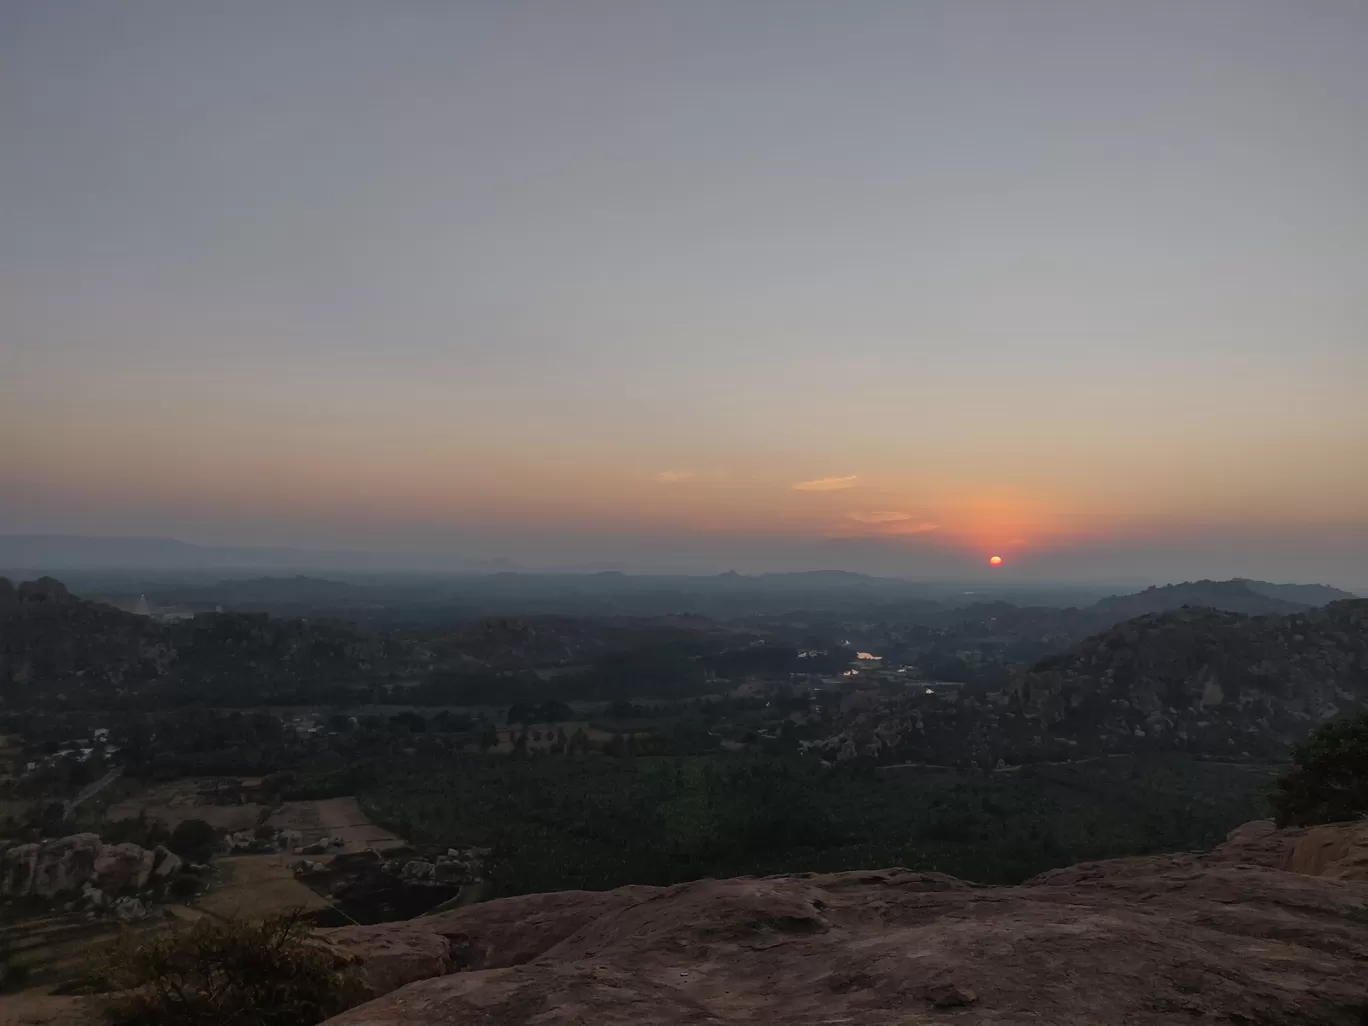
<box><xmin>1013</xmin><ymin>599</ymin><xmax>1368</xmax><ymax>760</ymax></box>
<box><xmin>319</xmin><ymin>819</ymin><xmax>1368</xmax><ymax>1024</ymax></box>
<box><xmin>0</xmin><ymin>577</ymin><xmax>724</xmax><ymax>709</ymax></box>
<box><xmin>0</xmin><ymin>576</ymin><xmax>423</xmax><ymax>708</ymax></box>
<box><xmin>1238</xmin><ymin>578</ymin><xmax>1361</xmax><ymax>607</ymax></box>
<box><xmin>811</xmin><ymin>598</ymin><xmax>1368</xmax><ymax>766</ymax></box>
<box><xmin>0</xmin><ymin>577</ymin><xmax>171</xmax><ymax>698</ymax></box>
<box><xmin>1089</xmin><ymin>577</ymin><xmax>1357</xmax><ymax>619</ymax></box>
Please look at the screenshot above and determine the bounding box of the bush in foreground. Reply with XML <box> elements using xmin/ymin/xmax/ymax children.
<box><xmin>106</xmin><ymin>911</ymin><xmax>364</xmax><ymax>1026</ymax></box>
<box><xmin>1271</xmin><ymin>710</ymin><xmax>1368</xmax><ymax>827</ymax></box>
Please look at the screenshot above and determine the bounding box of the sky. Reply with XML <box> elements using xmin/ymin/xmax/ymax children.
<box><xmin>3</xmin><ymin>1</ymin><xmax>1367</xmax><ymax>585</ymax></box>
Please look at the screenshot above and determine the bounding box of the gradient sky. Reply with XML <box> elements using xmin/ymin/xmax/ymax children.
<box><xmin>3</xmin><ymin>1</ymin><xmax>1367</xmax><ymax>584</ymax></box>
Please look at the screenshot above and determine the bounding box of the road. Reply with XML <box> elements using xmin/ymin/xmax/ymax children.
<box><xmin>64</xmin><ymin>766</ymin><xmax>123</xmax><ymax>817</ymax></box>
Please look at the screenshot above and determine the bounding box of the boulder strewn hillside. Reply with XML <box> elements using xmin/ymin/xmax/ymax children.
<box><xmin>0</xmin><ymin>576</ymin><xmax>172</xmax><ymax>698</ymax></box>
<box><xmin>308</xmin><ymin>819</ymin><xmax>1368</xmax><ymax>1026</ymax></box>
<box><xmin>813</xmin><ymin>599</ymin><xmax>1368</xmax><ymax>765</ymax></box>
<box><xmin>1012</xmin><ymin>600</ymin><xmax>1368</xmax><ymax>759</ymax></box>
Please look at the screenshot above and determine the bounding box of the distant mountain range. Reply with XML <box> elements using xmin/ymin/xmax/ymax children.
<box><xmin>0</xmin><ymin>534</ymin><xmax>529</xmax><ymax>574</ymax></box>
<box><xmin>0</xmin><ymin>535</ymin><xmax>980</xmax><ymax>579</ymax></box>
<box><xmin>0</xmin><ymin>536</ymin><xmax>1358</xmax><ymax>602</ymax></box>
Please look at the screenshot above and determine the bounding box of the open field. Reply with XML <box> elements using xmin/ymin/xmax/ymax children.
<box><xmin>192</xmin><ymin>854</ymin><xmax>332</xmax><ymax>920</ymax></box>
<box><xmin>265</xmin><ymin>797</ymin><xmax>405</xmax><ymax>854</ymax></box>
<box><xmin>108</xmin><ymin>782</ymin><xmax>405</xmax><ymax>854</ymax></box>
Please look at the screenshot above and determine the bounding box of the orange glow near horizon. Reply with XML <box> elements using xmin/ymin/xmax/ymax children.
<box><xmin>9</xmin><ymin>422</ymin><xmax>1365</xmax><ymax>565</ymax></box>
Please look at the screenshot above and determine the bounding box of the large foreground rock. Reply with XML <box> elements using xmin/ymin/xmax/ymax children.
<box><xmin>321</xmin><ymin>820</ymin><xmax>1368</xmax><ymax>1026</ymax></box>
<box><xmin>322</xmin><ymin>885</ymin><xmax>661</xmax><ymax>995</ymax></box>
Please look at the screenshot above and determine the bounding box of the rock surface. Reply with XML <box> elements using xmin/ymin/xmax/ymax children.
<box><xmin>2</xmin><ymin>833</ymin><xmax>175</xmax><ymax>898</ymax></box>
<box><xmin>151</xmin><ymin>845</ymin><xmax>183</xmax><ymax>879</ymax></box>
<box><xmin>93</xmin><ymin>841</ymin><xmax>156</xmax><ymax>892</ymax></box>
<box><xmin>322</xmin><ymin>885</ymin><xmax>659</xmax><ymax>994</ymax></box>
<box><xmin>320</xmin><ymin>820</ymin><xmax>1368</xmax><ymax>1026</ymax></box>
<box><xmin>1284</xmin><ymin>820</ymin><xmax>1368</xmax><ymax>880</ymax></box>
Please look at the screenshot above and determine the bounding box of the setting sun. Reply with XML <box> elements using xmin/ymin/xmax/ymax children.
<box><xmin>989</xmin><ymin>555</ymin><xmax>1003</xmax><ymax>567</ymax></box>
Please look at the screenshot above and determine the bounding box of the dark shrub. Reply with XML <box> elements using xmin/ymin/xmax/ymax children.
<box><xmin>168</xmin><ymin>819</ymin><xmax>218</xmax><ymax>863</ymax></box>
<box><xmin>106</xmin><ymin>911</ymin><xmax>364</xmax><ymax>1026</ymax></box>
<box><xmin>1271</xmin><ymin>711</ymin><xmax>1368</xmax><ymax>827</ymax></box>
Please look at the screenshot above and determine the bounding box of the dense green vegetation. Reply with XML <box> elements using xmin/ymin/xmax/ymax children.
<box><xmin>1271</xmin><ymin>710</ymin><xmax>1368</xmax><ymax>827</ymax></box>
<box><xmin>360</xmin><ymin>752</ymin><xmax>1274</xmax><ymax>897</ymax></box>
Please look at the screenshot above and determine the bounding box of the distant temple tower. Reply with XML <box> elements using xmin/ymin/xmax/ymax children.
<box><xmin>133</xmin><ymin>594</ymin><xmax>152</xmax><ymax>617</ymax></box>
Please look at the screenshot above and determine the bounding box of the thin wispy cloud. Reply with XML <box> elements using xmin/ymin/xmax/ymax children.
<box><xmin>793</xmin><ymin>475</ymin><xmax>858</xmax><ymax>492</ymax></box>
<box><xmin>889</xmin><ymin>520</ymin><xmax>941</xmax><ymax>535</ymax></box>
<box><xmin>845</xmin><ymin>512</ymin><xmax>940</xmax><ymax>533</ymax></box>
<box><xmin>846</xmin><ymin>511</ymin><xmax>911</xmax><ymax>524</ymax></box>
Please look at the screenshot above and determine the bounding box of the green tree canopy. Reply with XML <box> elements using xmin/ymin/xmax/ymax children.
<box><xmin>1271</xmin><ymin>710</ymin><xmax>1368</xmax><ymax>827</ymax></box>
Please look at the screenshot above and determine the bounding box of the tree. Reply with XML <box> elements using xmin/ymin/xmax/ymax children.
<box><xmin>1271</xmin><ymin>710</ymin><xmax>1368</xmax><ymax>827</ymax></box>
<box><xmin>169</xmin><ymin>818</ymin><xmax>218</xmax><ymax>863</ymax></box>
<box><xmin>534</xmin><ymin>700</ymin><xmax>574</xmax><ymax>723</ymax></box>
